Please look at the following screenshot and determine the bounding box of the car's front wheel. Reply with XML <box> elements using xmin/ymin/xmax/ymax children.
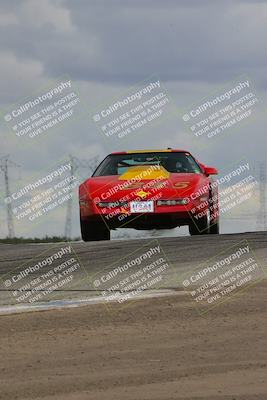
<box><xmin>80</xmin><ymin>219</ymin><xmax>110</xmax><ymax>241</ymax></box>
<box><xmin>209</xmin><ymin>220</ymin><xmax>219</xmax><ymax>234</ymax></box>
<box><xmin>189</xmin><ymin>213</ymin><xmax>210</xmax><ymax>235</ymax></box>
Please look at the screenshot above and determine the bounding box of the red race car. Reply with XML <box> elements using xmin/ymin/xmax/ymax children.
<box><xmin>79</xmin><ymin>149</ymin><xmax>219</xmax><ymax>241</ymax></box>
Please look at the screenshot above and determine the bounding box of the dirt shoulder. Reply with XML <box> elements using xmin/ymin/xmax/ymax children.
<box><xmin>1</xmin><ymin>282</ymin><xmax>267</xmax><ymax>400</ymax></box>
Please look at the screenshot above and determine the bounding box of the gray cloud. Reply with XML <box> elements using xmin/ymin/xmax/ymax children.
<box><xmin>0</xmin><ymin>0</ymin><xmax>267</xmax><ymax>86</ymax></box>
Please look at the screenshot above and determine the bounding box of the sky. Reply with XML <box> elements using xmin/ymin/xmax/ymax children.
<box><xmin>0</xmin><ymin>0</ymin><xmax>266</xmax><ymax>238</ymax></box>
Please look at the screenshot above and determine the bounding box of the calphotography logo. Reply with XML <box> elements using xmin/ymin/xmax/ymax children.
<box><xmin>180</xmin><ymin>77</ymin><xmax>260</xmax><ymax>143</ymax></box>
<box><xmin>90</xmin><ymin>75</ymin><xmax>177</xmax><ymax>147</ymax></box>
<box><xmin>90</xmin><ymin>240</ymin><xmax>175</xmax><ymax>311</ymax></box>
<box><xmin>1</xmin><ymin>76</ymin><xmax>84</xmax><ymax>149</ymax></box>
<box><xmin>0</xmin><ymin>243</ymin><xmax>88</xmax><ymax>305</ymax></box>
<box><xmin>180</xmin><ymin>240</ymin><xmax>266</xmax><ymax>314</ymax></box>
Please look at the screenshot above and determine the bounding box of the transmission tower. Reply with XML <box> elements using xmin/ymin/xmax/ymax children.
<box><xmin>257</xmin><ymin>162</ymin><xmax>267</xmax><ymax>231</ymax></box>
<box><xmin>0</xmin><ymin>155</ymin><xmax>20</xmax><ymax>238</ymax></box>
<box><xmin>64</xmin><ymin>155</ymin><xmax>76</xmax><ymax>239</ymax></box>
<box><xmin>64</xmin><ymin>155</ymin><xmax>99</xmax><ymax>239</ymax></box>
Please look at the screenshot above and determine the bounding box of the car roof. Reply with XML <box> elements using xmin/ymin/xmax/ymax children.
<box><xmin>111</xmin><ymin>149</ymin><xmax>189</xmax><ymax>155</ymax></box>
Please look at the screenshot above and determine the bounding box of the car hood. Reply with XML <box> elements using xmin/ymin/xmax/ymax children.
<box><xmin>81</xmin><ymin>165</ymin><xmax>210</xmax><ymax>200</ymax></box>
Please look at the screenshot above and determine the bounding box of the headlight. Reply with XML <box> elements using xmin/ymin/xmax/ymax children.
<box><xmin>97</xmin><ymin>201</ymin><xmax>128</xmax><ymax>208</ymax></box>
<box><xmin>157</xmin><ymin>198</ymin><xmax>189</xmax><ymax>206</ymax></box>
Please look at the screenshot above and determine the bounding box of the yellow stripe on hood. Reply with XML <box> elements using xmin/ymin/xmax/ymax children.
<box><xmin>126</xmin><ymin>149</ymin><xmax>172</xmax><ymax>153</ymax></box>
<box><xmin>119</xmin><ymin>165</ymin><xmax>170</xmax><ymax>180</ymax></box>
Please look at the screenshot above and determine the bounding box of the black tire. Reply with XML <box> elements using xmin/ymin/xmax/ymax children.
<box><xmin>80</xmin><ymin>219</ymin><xmax>110</xmax><ymax>241</ymax></box>
<box><xmin>209</xmin><ymin>221</ymin><xmax>219</xmax><ymax>234</ymax></box>
<box><xmin>189</xmin><ymin>214</ymin><xmax>210</xmax><ymax>236</ymax></box>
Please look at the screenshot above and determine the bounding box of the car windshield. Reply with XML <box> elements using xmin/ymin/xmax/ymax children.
<box><xmin>93</xmin><ymin>152</ymin><xmax>203</xmax><ymax>176</ymax></box>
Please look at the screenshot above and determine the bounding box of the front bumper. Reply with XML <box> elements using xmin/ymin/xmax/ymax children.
<box><xmin>79</xmin><ymin>198</ymin><xmax>209</xmax><ymax>229</ymax></box>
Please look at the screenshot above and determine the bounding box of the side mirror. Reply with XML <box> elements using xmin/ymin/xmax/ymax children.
<box><xmin>204</xmin><ymin>166</ymin><xmax>218</xmax><ymax>176</ymax></box>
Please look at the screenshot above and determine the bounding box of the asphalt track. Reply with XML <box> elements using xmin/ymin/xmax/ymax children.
<box><xmin>0</xmin><ymin>231</ymin><xmax>266</xmax><ymax>312</ymax></box>
<box><xmin>1</xmin><ymin>232</ymin><xmax>267</xmax><ymax>400</ymax></box>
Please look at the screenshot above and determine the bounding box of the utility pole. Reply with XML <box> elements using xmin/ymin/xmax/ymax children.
<box><xmin>0</xmin><ymin>155</ymin><xmax>20</xmax><ymax>238</ymax></box>
<box><xmin>257</xmin><ymin>161</ymin><xmax>267</xmax><ymax>231</ymax></box>
<box><xmin>64</xmin><ymin>155</ymin><xmax>99</xmax><ymax>239</ymax></box>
